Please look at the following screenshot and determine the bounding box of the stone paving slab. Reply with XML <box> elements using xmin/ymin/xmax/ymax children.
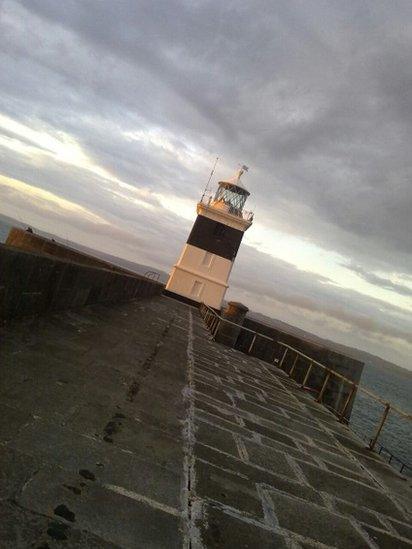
<box><xmin>1</xmin><ymin>295</ymin><xmax>411</xmax><ymax>547</ymax></box>
<box><xmin>197</xmin><ymin>503</ymin><xmax>289</xmax><ymax>548</ymax></box>
<box><xmin>267</xmin><ymin>489</ymin><xmax>368</xmax><ymax>548</ymax></box>
<box><xmin>18</xmin><ymin>466</ymin><xmax>181</xmax><ymax>548</ymax></box>
<box><xmin>0</xmin><ymin>500</ymin><xmax>119</xmax><ymax>548</ymax></box>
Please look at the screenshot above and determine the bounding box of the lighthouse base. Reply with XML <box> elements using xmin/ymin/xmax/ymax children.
<box><xmin>162</xmin><ymin>289</ymin><xmax>206</xmax><ymax>309</ymax></box>
<box><xmin>165</xmin><ymin>266</ymin><xmax>227</xmax><ymax>309</ymax></box>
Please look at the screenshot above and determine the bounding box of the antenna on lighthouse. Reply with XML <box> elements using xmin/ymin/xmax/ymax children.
<box><xmin>202</xmin><ymin>156</ymin><xmax>219</xmax><ymax>200</ymax></box>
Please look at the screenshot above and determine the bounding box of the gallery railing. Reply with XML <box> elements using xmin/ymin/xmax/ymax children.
<box><xmin>199</xmin><ymin>303</ymin><xmax>412</xmax><ymax>475</ymax></box>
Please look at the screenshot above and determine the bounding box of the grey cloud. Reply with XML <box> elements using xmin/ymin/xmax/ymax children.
<box><xmin>8</xmin><ymin>0</ymin><xmax>410</xmax><ymax>269</ymax></box>
<box><xmin>0</xmin><ymin>0</ymin><xmax>411</xmax><ymax>367</ymax></box>
<box><xmin>342</xmin><ymin>263</ymin><xmax>412</xmax><ymax>298</ymax></box>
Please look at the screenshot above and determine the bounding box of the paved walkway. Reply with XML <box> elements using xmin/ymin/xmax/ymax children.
<box><xmin>0</xmin><ymin>296</ymin><xmax>411</xmax><ymax>547</ymax></box>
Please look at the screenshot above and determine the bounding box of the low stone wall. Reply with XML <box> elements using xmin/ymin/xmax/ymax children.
<box><xmin>236</xmin><ymin>317</ymin><xmax>364</xmax><ymax>420</ymax></box>
<box><xmin>0</xmin><ymin>244</ymin><xmax>164</xmax><ymax>322</ymax></box>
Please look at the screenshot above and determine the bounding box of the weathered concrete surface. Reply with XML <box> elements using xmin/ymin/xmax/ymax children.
<box><xmin>0</xmin><ymin>296</ymin><xmax>411</xmax><ymax>548</ymax></box>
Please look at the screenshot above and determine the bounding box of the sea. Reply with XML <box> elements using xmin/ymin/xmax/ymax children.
<box><xmin>1</xmin><ymin>216</ymin><xmax>411</xmax><ymax>472</ymax></box>
<box><xmin>350</xmin><ymin>362</ymin><xmax>411</xmax><ymax>472</ymax></box>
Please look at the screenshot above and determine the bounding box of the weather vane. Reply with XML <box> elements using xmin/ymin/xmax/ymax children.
<box><xmin>237</xmin><ymin>164</ymin><xmax>249</xmax><ymax>181</ymax></box>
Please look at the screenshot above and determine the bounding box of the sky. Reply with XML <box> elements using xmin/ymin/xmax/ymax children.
<box><xmin>0</xmin><ymin>0</ymin><xmax>411</xmax><ymax>369</ymax></box>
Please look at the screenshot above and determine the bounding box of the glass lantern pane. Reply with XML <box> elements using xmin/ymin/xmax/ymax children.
<box><xmin>215</xmin><ymin>186</ymin><xmax>247</xmax><ymax>215</ymax></box>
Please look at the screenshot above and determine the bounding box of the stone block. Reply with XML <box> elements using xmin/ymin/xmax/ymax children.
<box><xmin>195</xmin><ymin>409</ymin><xmax>252</xmax><ymax>439</ymax></box>
<box><xmin>195</xmin><ymin>398</ymin><xmax>239</xmax><ymax>422</ymax></box>
<box><xmin>243</xmin><ymin>440</ymin><xmax>297</xmax><ymax>479</ymax></box>
<box><xmin>195</xmin><ymin>421</ymin><xmax>239</xmax><ymax>457</ymax></box>
<box><xmin>325</xmin><ymin>460</ymin><xmax>376</xmax><ymax>486</ymax></box>
<box><xmin>268</xmin><ymin>489</ymin><xmax>369</xmax><ymax>547</ymax></box>
<box><xmin>198</xmin><ymin>503</ymin><xmax>288</xmax><ymax>548</ymax></box>
<box><xmin>195</xmin><ymin>459</ymin><xmax>263</xmax><ymax>517</ymax></box>
<box><xmin>0</xmin><ymin>500</ymin><xmax>119</xmax><ymax>548</ymax></box>
<box><xmin>194</xmin><ymin>380</ymin><xmax>233</xmax><ymax>404</ymax></box>
<box><xmin>334</xmin><ymin>499</ymin><xmax>387</xmax><ymax>529</ymax></box>
<box><xmin>389</xmin><ymin>519</ymin><xmax>412</xmax><ymax>541</ymax></box>
<box><xmin>243</xmin><ymin>419</ymin><xmax>299</xmax><ymax>449</ymax></box>
<box><xmin>17</xmin><ymin>466</ymin><xmax>182</xmax><ymax>548</ymax></box>
<box><xmin>298</xmin><ymin>461</ymin><xmax>405</xmax><ymax>520</ymax></box>
<box><xmin>362</xmin><ymin>525</ymin><xmax>412</xmax><ymax>548</ymax></box>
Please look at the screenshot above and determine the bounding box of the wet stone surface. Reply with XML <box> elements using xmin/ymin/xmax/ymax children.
<box><xmin>0</xmin><ymin>295</ymin><xmax>411</xmax><ymax>547</ymax></box>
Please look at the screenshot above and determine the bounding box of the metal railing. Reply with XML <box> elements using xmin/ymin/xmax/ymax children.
<box><xmin>199</xmin><ymin>303</ymin><xmax>412</xmax><ymax>474</ymax></box>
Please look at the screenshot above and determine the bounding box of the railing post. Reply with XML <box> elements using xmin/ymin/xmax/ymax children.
<box><xmin>289</xmin><ymin>353</ymin><xmax>299</xmax><ymax>377</ymax></box>
<box><xmin>338</xmin><ymin>383</ymin><xmax>356</xmax><ymax>423</ymax></box>
<box><xmin>209</xmin><ymin>316</ymin><xmax>216</xmax><ymax>333</ymax></box>
<box><xmin>278</xmin><ymin>347</ymin><xmax>288</xmax><ymax>369</ymax></box>
<box><xmin>271</xmin><ymin>342</ymin><xmax>277</xmax><ymax>364</ymax></box>
<box><xmin>212</xmin><ymin>319</ymin><xmax>221</xmax><ymax>338</ymax></box>
<box><xmin>209</xmin><ymin>316</ymin><xmax>215</xmax><ymax>333</ymax></box>
<box><xmin>248</xmin><ymin>333</ymin><xmax>257</xmax><ymax>354</ymax></box>
<box><xmin>213</xmin><ymin>317</ymin><xmax>219</xmax><ymax>335</ymax></box>
<box><xmin>316</xmin><ymin>372</ymin><xmax>331</xmax><ymax>403</ymax></box>
<box><xmin>369</xmin><ymin>403</ymin><xmax>391</xmax><ymax>451</ymax></box>
<box><xmin>301</xmin><ymin>360</ymin><xmax>313</xmax><ymax>388</ymax></box>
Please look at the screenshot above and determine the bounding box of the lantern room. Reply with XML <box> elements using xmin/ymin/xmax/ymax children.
<box><xmin>211</xmin><ymin>166</ymin><xmax>250</xmax><ymax>217</ymax></box>
<box><xmin>166</xmin><ymin>164</ymin><xmax>253</xmax><ymax>309</ymax></box>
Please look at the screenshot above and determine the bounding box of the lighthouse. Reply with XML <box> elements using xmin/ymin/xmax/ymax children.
<box><xmin>165</xmin><ymin>166</ymin><xmax>253</xmax><ymax>309</ymax></box>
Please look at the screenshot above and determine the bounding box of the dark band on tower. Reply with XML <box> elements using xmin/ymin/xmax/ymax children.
<box><xmin>187</xmin><ymin>216</ymin><xmax>244</xmax><ymax>261</ymax></box>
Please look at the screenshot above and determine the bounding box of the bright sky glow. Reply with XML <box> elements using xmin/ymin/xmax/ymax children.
<box><xmin>0</xmin><ymin>174</ymin><xmax>106</xmax><ymax>223</ymax></box>
<box><xmin>245</xmin><ymin>222</ymin><xmax>412</xmax><ymax>313</ymax></box>
<box><xmin>0</xmin><ymin>114</ymin><xmax>154</xmax><ymax>211</ymax></box>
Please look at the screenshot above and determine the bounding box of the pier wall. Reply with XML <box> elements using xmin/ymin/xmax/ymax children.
<box><xmin>0</xmin><ymin>243</ymin><xmax>163</xmax><ymax>322</ymax></box>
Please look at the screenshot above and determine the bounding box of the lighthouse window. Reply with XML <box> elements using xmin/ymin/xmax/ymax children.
<box><xmin>190</xmin><ymin>280</ymin><xmax>203</xmax><ymax>297</ymax></box>
<box><xmin>214</xmin><ymin>185</ymin><xmax>248</xmax><ymax>215</ymax></box>
<box><xmin>201</xmin><ymin>252</ymin><xmax>213</xmax><ymax>267</ymax></box>
<box><xmin>213</xmin><ymin>224</ymin><xmax>226</xmax><ymax>238</ymax></box>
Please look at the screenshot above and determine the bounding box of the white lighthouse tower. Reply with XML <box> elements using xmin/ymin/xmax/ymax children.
<box><xmin>165</xmin><ymin>166</ymin><xmax>253</xmax><ymax>309</ymax></box>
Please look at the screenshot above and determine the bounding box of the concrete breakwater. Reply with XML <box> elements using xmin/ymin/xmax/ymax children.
<box><xmin>1</xmin><ymin>296</ymin><xmax>411</xmax><ymax>547</ymax></box>
<box><xmin>1</xmin><ymin>228</ymin><xmax>361</xmax><ymax>423</ymax></box>
<box><xmin>1</xmin><ymin>227</ymin><xmax>411</xmax><ymax>547</ymax></box>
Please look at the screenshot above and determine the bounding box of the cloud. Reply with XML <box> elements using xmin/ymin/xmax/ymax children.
<box><xmin>342</xmin><ymin>263</ymin><xmax>412</xmax><ymax>298</ymax></box>
<box><xmin>228</xmin><ymin>245</ymin><xmax>412</xmax><ymax>364</ymax></box>
<box><xmin>0</xmin><ymin>0</ymin><xmax>411</xmax><ymax>368</ymax></box>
